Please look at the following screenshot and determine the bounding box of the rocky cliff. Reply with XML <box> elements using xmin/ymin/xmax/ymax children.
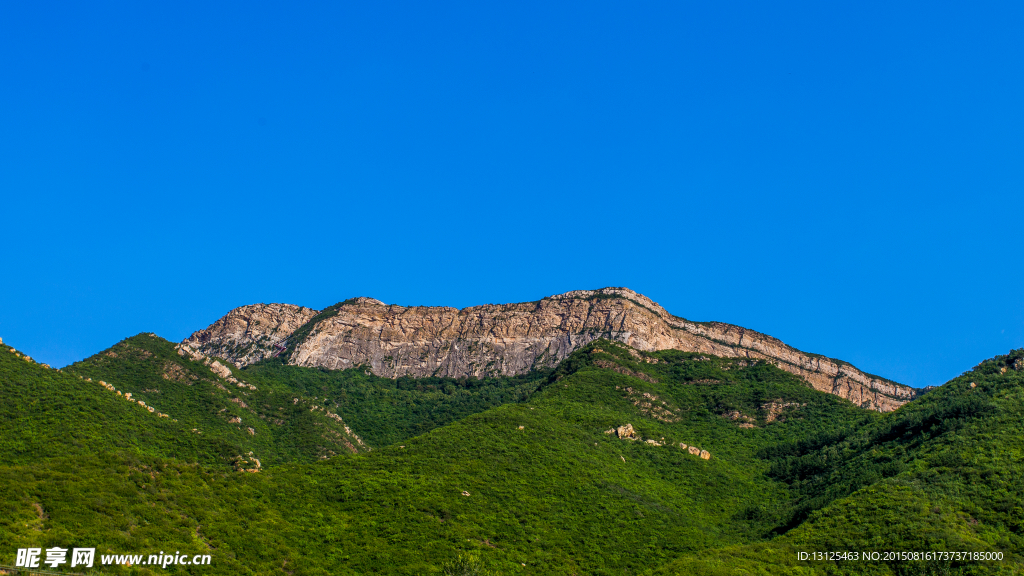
<box><xmin>184</xmin><ymin>288</ymin><xmax>915</xmax><ymax>411</ymax></box>
<box><xmin>183</xmin><ymin>303</ymin><xmax>319</xmax><ymax>366</ymax></box>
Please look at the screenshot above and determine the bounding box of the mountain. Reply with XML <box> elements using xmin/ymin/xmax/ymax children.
<box><xmin>0</xmin><ymin>337</ymin><xmax>870</xmax><ymax>574</ymax></box>
<box><xmin>185</xmin><ymin>288</ymin><xmax>915</xmax><ymax>411</ymax></box>
<box><xmin>2</xmin><ymin>333</ymin><xmax>1020</xmax><ymax>575</ymax></box>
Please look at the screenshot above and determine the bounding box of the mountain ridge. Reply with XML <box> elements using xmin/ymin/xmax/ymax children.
<box><xmin>184</xmin><ymin>287</ymin><xmax>916</xmax><ymax>411</ymax></box>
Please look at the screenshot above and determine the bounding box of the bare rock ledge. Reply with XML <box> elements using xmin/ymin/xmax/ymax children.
<box><xmin>184</xmin><ymin>288</ymin><xmax>915</xmax><ymax>411</ymax></box>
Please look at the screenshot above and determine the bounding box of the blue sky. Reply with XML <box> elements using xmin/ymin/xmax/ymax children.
<box><xmin>1</xmin><ymin>1</ymin><xmax>1021</xmax><ymax>387</ymax></box>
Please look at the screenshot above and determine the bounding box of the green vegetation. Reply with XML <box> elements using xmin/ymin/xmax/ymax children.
<box><xmin>63</xmin><ymin>334</ymin><xmax>367</xmax><ymax>466</ymax></box>
<box><xmin>0</xmin><ymin>337</ymin><xmax>1022</xmax><ymax>574</ymax></box>
<box><xmin>653</xmin><ymin>349</ymin><xmax>1024</xmax><ymax>575</ymax></box>
<box><xmin>0</xmin><ymin>339</ymin><xmax>210</xmax><ymax>465</ymax></box>
<box><xmin>239</xmin><ymin>359</ymin><xmax>548</xmax><ymax>448</ymax></box>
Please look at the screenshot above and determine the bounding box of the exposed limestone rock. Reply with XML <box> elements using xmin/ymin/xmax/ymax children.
<box><xmin>209</xmin><ymin>360</ymin><xmax>233</xmax><ymax>380</ymax></box>
<box><xmin>162</xmin><ymin>362</ymin><xmax>197</xmax><ymax>384</ymax></box>
<box><xmin>723</xmin><ymin>411</ymin><xmax>757</xmax><ymax>427</ymax></box>
<box><xmin>229</xmin><ymin>377</ymin><xmax>257</xmax><ymax>390</ymax></box>
<box><xmin>609</xmin><ymin>425</ymin><xmax>664</xmax><ymax>446</ymax></box>
<box><xmin>186</xmin><ymin>287</ymin><xmax>915</xmax><ymax>411</ymax></box>
<box><xmin>184</xmin><ymin>303</ymin><xmax>319</xmax><ymax>366</ymax></box>
<box><xmin>617</xmin><ymin>385</ymin><xmax>681</xmax><ymax>423</ymax></box>
<box><xmin>761</xmin><ymin>400</ymin><xmax>806</xmax><ymax>423</ymax></box>
<box><xmin>232</xmin><ymin>452</ymin><xmax>261</xmax><ymax>473</ymax></box>
<box><xmin>176</xmin><ymin>342</ymin><xmax>206</xmax><ymax>362</ymax></box>
<box><xmin>678</xmin><ymin>445</ymin><xmax>712</xmax><ymax>459</ymax></box>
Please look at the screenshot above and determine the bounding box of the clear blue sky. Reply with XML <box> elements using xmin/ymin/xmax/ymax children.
<box><xmin>2</xmin><ymin>2</ymin><xmax>1022</xmax><ymax>388</ymax></box>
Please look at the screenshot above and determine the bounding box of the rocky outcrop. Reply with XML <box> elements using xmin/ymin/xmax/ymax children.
<box><xmin>183</xmin><ymin>303</ymin><xmax>319</xmax><ymax>366</ymax></box>
<box><xmin>209</xmin><ymin>360</ymin><xmax>233</xmax><ymax>380</ymax></box>
<box><xmin>615</xmin><ymin>424</ymin><xmax>636</xmax><ymax>440</ymax></box>
<box><xmin>723</xmin><ymin>411</ymin><xmax>758</xmax><ymax>428</ymax></box>
<box><xmin>232</xmin><ymin>452</ymin><xmax>262</xmax><ymax>473</ymax></box>
<box><xmin>680</xmin><ymin>445</ymin><xmax>711</xmax><ymax>459</ymax></box>
<box><xmin>186</xmin><ymin>288</ymin><xmax>915</xmax><ymax>411</ymax></box>
<box><xmin>761</xmin><ymin>401</ymin><xmax>806</xmax><ymax>423</ymax></box>
<box><xmin>617</xmin><ymin>384</ymin><xmax>682</xmax><ymax>423</ymax></box>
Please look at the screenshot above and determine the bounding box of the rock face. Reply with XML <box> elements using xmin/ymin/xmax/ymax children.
<box><xmin>185</xmin><ymin>288</ymin><xmax>916</xmax><ymax>411</ymax></box>
<box><xmin>183</xmin><ymin>303</ymin><xmax>319</xmax><ymax>366</ymax></box>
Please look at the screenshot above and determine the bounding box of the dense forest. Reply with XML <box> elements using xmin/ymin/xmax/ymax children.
<box><xmin>0</xmin><ymin>336</ymin><xmax>1021</xmax><ymax>574</ymax></box>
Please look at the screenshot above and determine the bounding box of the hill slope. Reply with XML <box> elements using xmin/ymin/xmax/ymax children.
<box><xmin>64</xmin><ymin>334</ymin><xmax>369</xmax><ymax>465</ymax></box>
<box><xmin>2</xmin><ymin>336</ymin><xmax>1021</xmax><ymax>574</ymax></box>
<box><xmin>0</xmin><ymin>338</ymin><xmax>872</xmax><ymax>574</ymax></box>
<box><xmin>654</xmin><ymin>348</ymin><xmax>1024</xmax><ymax>575</ymax></box>
<box><xmin>0</xmin><ymin>339</ymin><xmax>209</xmax><ymax>465</ymax></box>
<box><xmin>236</xmin><ymin>358</ymin><xmax>549</xmax><ymax>449</ymax></box>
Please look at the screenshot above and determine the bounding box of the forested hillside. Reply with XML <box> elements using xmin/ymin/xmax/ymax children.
<box><xmin>0</xmin><ymin>338</ymin><xmax>1021</xmax><ymax>574</ymax></box>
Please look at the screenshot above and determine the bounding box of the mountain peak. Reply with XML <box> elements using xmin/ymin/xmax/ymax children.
<box><xmin>185</xmin><ymin>289</ymin><xmax>915</xmax><ymax>411</ymax></box>
<box><xmin>347</xmin><ymin>296</ymin><xmax>385</xmax><ymax>306</ymax></box>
